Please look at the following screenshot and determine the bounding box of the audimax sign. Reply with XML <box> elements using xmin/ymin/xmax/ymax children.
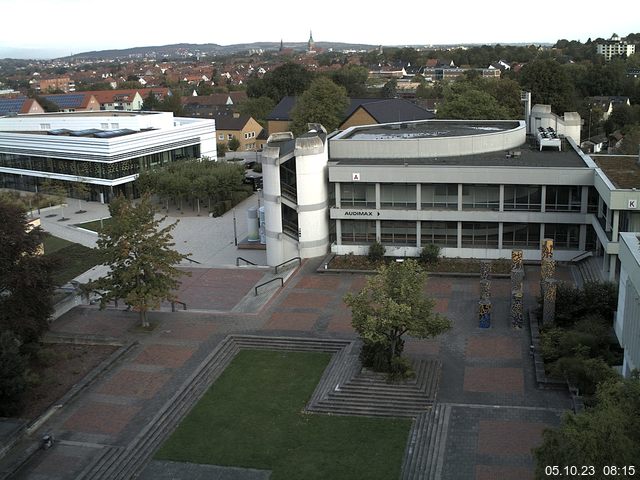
<box><xmin>344</xmin><ymin>211</ymin><xmax>380</xmax><ymax>216</ymax></box>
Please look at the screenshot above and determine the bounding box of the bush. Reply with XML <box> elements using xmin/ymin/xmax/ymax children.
<box><xmin>550</xmin><ymin>356</ymin><xmax>618</xmax><ymax>397</ymax></box>
<box><xmin>359</xmin><ymin>339</ymin><xmax>413</xmax><ymax>380</ymax></box>
<box><xmin>252</xmin><ymin>162</ymin><xmax>263</xmax><ymax>173</ymax></box>
<box><xmin>367</xmin><ymin>241</ymin><xmax>386</xmax><ymax>262</ymax></box>
<box><xmin>543</xmin><ymin>281</ymin><xmax>618</xmax><ymax>329</ymax></box>
<box><xmin>419</xmin><ymin>244</ymin><xmax>440</xmax><ymax>265</ymax></box>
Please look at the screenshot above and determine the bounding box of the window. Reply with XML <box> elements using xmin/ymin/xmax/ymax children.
<box><xmin>544</xmin><ymin>223</ymin><xmax>579</xmax><ymax>249</ymax></box>
<box><xmin>380</xmin><ymin>221</ymin><xmax>417</xmax><ymax>245</ymax></box>
<box><xmin>503</xmin><ymin>185</ymin><xmax>541</xmax><ymax>211</ymax></box>
<box><xmin>502</xmin><ymin>223</ymin><xmax>540</xmax><ymax>248</ymax></box>
<box><xmin>340</xmin><ymin>183</ymin><xmax>376</xmax><ymax>208</ymax></box>
<box><xmin>100</xmin><ymin>123</ymin><xmax>109</xmax><ymax>129</ymax></box>
<box><xmin>380</xmin><ymin>184</ymin><xmax>416</xmax><ymax>209</ymax></box>
<box><xmin>421</xmin><ymin>221</ymin><xmax>457</xmax><ymax>247</ymax></box>
<box><xmin>341</xmin><ymin>220</ymin><xmax>376</xmax><ymax>244</ymax></box>
<box><xmin>110</xmin><ymin>123</ymin><xmax>119</xmax><ymax>129</ymax></box>
<box><xmin>227</xmin><ymin>134</ymin><xmax>233</xmax><ymax>140</ymax></box>
<box><xmin>218</xmin><ymin>134</ymin><xmax>224</xmax><ymax>140</ymax></box>
<box><xmin>40</xmin><ymin>123</ymin><xmax>50</xmax><ymax>130</ymax></box>
<box><xmin>545</xmin><ymin>186</ymin><xmax>581</xmax><ymax>212</ymax></box>
<box><xmin>461</xmin><ymin>222</ymin><xmax>499</xmax><ymax>248</ymax></box>
<box><xmin>462</xmin><ymin>185</ymin><xmax>499</xmax><ymax>210</ymax></box>
<box><xmin>421</xmin><ymin>184</ymin><xmax>457</xmax><ymax>209</ymax></box>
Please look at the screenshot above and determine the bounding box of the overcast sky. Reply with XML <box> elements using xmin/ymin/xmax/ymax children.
<box><xmin>0</xmin><ymin>0</ymin><xmax>638</xmax><ymax>59</ymax></box>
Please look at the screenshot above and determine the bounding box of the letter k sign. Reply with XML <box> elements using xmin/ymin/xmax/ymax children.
<box><xmin>629</xmin><ymin>199</ymin><xmax>637</xmax><ymax>209</ymax></box>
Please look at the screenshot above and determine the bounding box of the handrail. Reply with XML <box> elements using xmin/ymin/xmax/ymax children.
<box><xmin>236</xmin><ymin>256</ymin><xmax>257</xmax><ymax>266</ymax></box>
<box><xmin>569</xmin><ymin>251</ymin><xmax>593</xmax><ymax>263</ymax></box>
<box><xmin>184</xmin><ymin>256</ymin><xmax>202</xmax><ymax>265</ymax></box>
<box><xmin>274</xmin><ymin>256</ymin><xmax>301</xmax><ymax>274</ymax></box>
<box><xmin>171</xmin><ymin>300</ymin><xmax>187</xmax><ymax>312</ymax></box>
<box><xmin>255</xmin><ymin>277</ymin><xmax>283</xmax><ymax>296</ymax></box>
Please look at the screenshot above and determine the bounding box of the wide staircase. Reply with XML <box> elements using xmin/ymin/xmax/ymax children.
<box><xmin>575</xmin><ymin>255</ymin><xmax>605</xmax><ymax>285</ymax></box>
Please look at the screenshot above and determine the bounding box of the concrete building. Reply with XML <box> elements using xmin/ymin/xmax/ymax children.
<box><xmin>596</xmin><ymin>34</ymin><xmax>636</xmax><ymax>61</ymax></box>
<box><xmin>615</xmin><ymin>232</ymin><xmax>640</xmax><ymax>377</ymax></box>
<box><xmin>0</xmin><ymin>111</ymin><xmax>216</xmax><ymax>202</ymax></box>
<box><xmin>260</xmin><ymin>107</ymin><xmax>640</xmax><ymax>279</ymax></box>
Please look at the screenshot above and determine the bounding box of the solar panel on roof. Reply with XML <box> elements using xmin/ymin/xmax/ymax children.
<box><xmin>70</xmin><ymin>129</ymin><xmax>102</xmax><ymax>136</ymax></box>
<box><xmin>48</xmin><ymin>129</ymin><xmax>71</xmax><ymax>135</ymax></box>
<box><xmin>42</xmin><ymin>94</ymin><xmax>85</xmax><ymax>109</ymax></box>
<box><xmin>93</xmin><ymin>129</ymin><xmax>136</xmax><ymax>138</ymax></box>
<box><xmin>0</xmin><ymin>98</ymin><xmax>26</xmax><ymax>115</ymax></box>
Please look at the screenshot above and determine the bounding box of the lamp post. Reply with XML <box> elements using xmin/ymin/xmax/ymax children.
<box><xmin>233</xmin><ymin>209</ymin><xmax>238</xmax><ymax>246</ymax></box>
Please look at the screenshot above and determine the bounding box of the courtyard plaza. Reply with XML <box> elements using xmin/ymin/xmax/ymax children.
<box><xmin>0</xmin><ymin>198</ymin><xmax>573</xmax><ymax>480</ymax></box>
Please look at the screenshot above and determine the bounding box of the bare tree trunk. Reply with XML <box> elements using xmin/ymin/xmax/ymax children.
<box><xmin>140</xmin><ymin>309</ymin><xmax>149</xmax><ymax>328</ymax></box>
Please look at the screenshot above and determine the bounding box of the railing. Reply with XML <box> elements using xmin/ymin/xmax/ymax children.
<box><xmin>236</xmin><ymin>256</ymin><xmax>257</xmax><ymax>266</ymax></box>
<box><xmin>569</xmin><ymin>251</ymin><xmax>593</xmax><ymax>263</ymax></box>
<box><xmin>254</xmin><ymin>277</ymin><xmax>283</xmax><ymax>296</ymax></box>
<box><xmin>171</xmin><ymin>300</ymin><xmax>187</xmax><ymax>312</ymax></box>
<box><xmin>184</xmin><ymin>256</ymin><xmax>202</xmax><ymax>265</ymax></box>
<box><xmin>274</xmin><ymin>256</ymin><xmax>301</xmax><ymax>274</ymax></box>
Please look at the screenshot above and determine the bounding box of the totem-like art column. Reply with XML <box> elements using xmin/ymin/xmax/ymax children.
<box><xmin>510</xmin><ymin>249</ymin><xmax>524</xmax><ymax>329</ymax></box>
<box><xmin>540</xmin><ymin>238</ymin><xmax>557</xmax><ymax>326</ymax></box>
<box><xmin>478</xmin><ymin>260</ymin><xmax>492</xmax><ymax>328</ymax></box>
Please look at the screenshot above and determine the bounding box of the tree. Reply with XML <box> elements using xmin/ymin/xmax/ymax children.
<box><xmin>246</xmin><ymin>62</ymin><xmax>314</xmax><ymax>103</ymax></box>
<box><xmin>344</xmin><ymin>259</ymin><xmax>451</xmax><ymax>373</ymax></box>
<box><xmin>618</xmin><ymin>125</ymin><xmax>640</xmax><ymax>155</ymax></box>
<box><xmin>437</xmin><ymin>85</ymin><xmax>509</xmax><ymax>120</ymax></box>
<box><xmin>84</xmin><ymin>195</ymin><xmax>190</xmax><ymax>327</ymax></box>
<box><xmin>518</xmin><ymin>59</ymin><xmax>576</xmax><ymax>113</ymax></box>
<box><xmin>331</xmin><ymin>65</ymin><xmax>369</xmax><ymax>97</ymax></box>
<box><xmin>216</xmin><ymin>141</ymin><xmax>228</xmax><ymax>158</ymax></box>
<box><xmin>290</xmin><ymin>77</ymin><xmax>349</xmax><ymax>134</ymax></box>
<box><xmin>381</xmin><ymin>78</ymin><xmax>397</xmax><ymax>98</ymax></box>
<box><xmin>73</xmin><ymin>181</ymin><xmax>90</xmax><ymax>213</ymax></box>
<box><xmin>0</xmin><ymin>331</ymin><xmax>28</xmax><ymax>417</ymax></box>
<box><xmin>0</xmin><ymin>199</ymin><xmax>55</xmax><ymax>344</ymax></box>
<box><xmin>142</xmin><ymin>90</ymin><xmax>160</xmax><ymax>111</ymax></box>
<box><xmin>534</xmin><ymin>377</ymin><xmax>640</xmax><ymax>478</ymax></box>
<box><xmin>227</xmin><ymin>137</ymin><xmax>241</xmax><ymax>151</ymax></box>
<box><xmin>158</xmin><ymin>91</ymin><xmax>183</xmax><ymax>116</ymax></box>
<box><xmin>239</xmin><ymin>96</ymin><xmax>275</xmax><ymax>126</ymax></box>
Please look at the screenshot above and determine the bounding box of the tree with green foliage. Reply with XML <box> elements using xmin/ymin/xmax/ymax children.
<box><xmin>534</xmin><ymin>377</ymin><xmax>640</xmax><ymax>478</ymax></box>
<box><xmin>344</xmin><ymin>259</ymin><xmax>451</xmax><ymax>375</ymax></box>
<box><xmin>158</xmin><ymin>91</ymin><xmax>183</xmax><ymax>116</ymax></box>
<box><xmin>381</xmin><ymin>78</ymin><xmax>397</xmax><ymax>98</ymax></box>
<box><xmin>437</xmin><ymin>85</ymin><xmax>510</xmax><ymax>120</ymax></box>
<box><xmin>216</xmin><ymin>142</ymin><xmax>228</xmax><ymax>158</ymax></box>
<box><xmin>227</xmin><ymin>137</ymin><xmax>241</xmax><ymax>151</ymax></box>
<box><xmin>0</xmin><ymin>199</ymin><xmax>55</xmax><ymax>344</ymax></box>
<box><xmin>246</xmin><ymin>62</ymin><xmax>314</xmax><ymax>103</ymax></box>
<box><xmin>290</xmin><ymin>77</ymin><xmax>349</xmax><ymax>134</ymax></box>
<box><xmin>239</xmin><ymin>96</ymin><xmax>275</xmax><ymax>127</ymax></box>
<box><xmin>331</xmin><ymin>65</ymin><xmax>369</xmax><ymax>97</ymax></box>
<box><xmin>0</xmin><ymin>331</ymin><xmax>29</xmax><ymax>417</ymax></box>
<box><xmin>618</xmin><ymin>125</ymin><xmax>640</xmax><ymax>155</ymax></box>
<box><xmin>518</xmin><ymin>59</ymin><xmax>576</xmax><ymax>113</ymax></box>
<box><xmin>84</xmin><ymin>195</ymin><xmax>189</xmax><ymax>327</ymax></box>
<box><xmin>142</xmin><ymin>90</ymin><xmax>160</xmax><ymax>111</ymax></box>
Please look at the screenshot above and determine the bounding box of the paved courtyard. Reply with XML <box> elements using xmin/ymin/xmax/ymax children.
<box><xmin>1</xmin><ymin>242</ymin><xmax>573</xmax><ymax>479</ymax></box>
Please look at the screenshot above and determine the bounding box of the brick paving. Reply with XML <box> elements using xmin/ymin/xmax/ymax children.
<box><xmin>4</xmin><ymin>261</ymin><xmax>577</xmax><ymax>480</ymax></box>
<box><xmin>463</xmin><ymin>367</ymin><xmax>525</xmax><ymax>394</ymax></box>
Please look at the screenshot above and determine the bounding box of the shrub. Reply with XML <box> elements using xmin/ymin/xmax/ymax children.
<box><xmin>367</xmin><ymin>241</ymin><xmax>386</xmax><ymax>262</ymax></box>
<box><xmin>550</xmin><ymin>356</ymin><xmax>618</xmax><ymax>397</ymax></box>
<box><xmin>252</xmin><ymin>162</ymin><xmax>263</xmax><ymax>173</ymax></box>
<box><xmin>419</xmin><ymin>244</ymin><xmax>440</xmax><ymax>265</ymax></box>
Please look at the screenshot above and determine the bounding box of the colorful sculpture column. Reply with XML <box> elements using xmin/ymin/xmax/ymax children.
<box><xmin>540</xmin><ymin>239</ymin><xmax>557</xmax><ymax>326</ymax></box>
<box><xmin>478</xmin><ymin>260</ymin><xmax>492</xmax><ymax>328</ymax></box>
<box><xmin>510</xmin><ymin>249</ymin><xmax>524</xmax><ymax>329</ymax></box>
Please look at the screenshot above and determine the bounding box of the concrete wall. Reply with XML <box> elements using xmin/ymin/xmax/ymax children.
<box><xmin>616</xmin><ymin>232</ymin><xmax>640</xmax><ymax>377</ymax></box>
<box><xmin>529</xmin><ymin>105</ymin><xmax>581</xmax><ymax>144</ymax></box>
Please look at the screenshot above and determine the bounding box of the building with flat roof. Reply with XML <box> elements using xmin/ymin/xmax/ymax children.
<box><xmin>615</xmin><ymin>232</ymin><xmax>640</xmax><ymax>377</ymax></box>
<box><xmin>596</xmin><ymin>34</ymin><xmax>636</xmax><ymax>61</ymax></box>
<box><xmin>0</xmin><ymin>110</ymin><xmax>216</xmax><ymax>202</ymax></box>
<box><xmin>261</xmin><ymin>110</ymin><xmax>640</xmax><ymax>280</ymax></box>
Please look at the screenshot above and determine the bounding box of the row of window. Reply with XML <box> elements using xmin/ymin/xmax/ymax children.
<box><xmin>340</xmin><ymin>220</ymin><xmax>586</xmax><ymax>250</ymax></box>
<box><xmin>0</xmin><ymin>145</ymin><xmax>200</xmax><ymax>180</ymax></box>
<box><xmin>339</xmin><ymin>183</ymin><xmax>597</xmax><ymax>213</ymax></box>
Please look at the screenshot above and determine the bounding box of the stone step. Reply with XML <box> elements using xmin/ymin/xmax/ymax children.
<box><xmin>313</xmin><ymin>403</ymin><xmax>427</xmax><ymax>418</ymax></box>
<box><xmin>401</xmin><ymin>411</ymin><xmax>432</xmax><ymax>480</ymax></box>
<box><xmin>328</xmin><ymin>388</ymin><xmax>433</xmax><ymax>402</ymax></box>
<box><xmin>320</xmin><ymin>395</ymin><xmax>433</xmax><ymax>409</ymax></box>
<box><xmin>76</xmin><ymin>446</ymin><xmax>124</xmax><ymax>480</ymax></box>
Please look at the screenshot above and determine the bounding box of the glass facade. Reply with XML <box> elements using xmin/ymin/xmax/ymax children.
<box><xmin>421</xmin><ymin>184</ymin><xmax>457</xmax><ymax>210</ymax></box>
<box><xmin>421</xmin><ymin>221</ymin><xmax>458</xmax><ymax>247</ymax></box>
<box><xmin>340</xmin><ymin>183</ymin><xmax>376</xmax><ymax>208</ymax></box>
<box><xmin>341</xmin><ymin>220</ymin><xmax>376</xmax><ymax>244</ymax></box>
<box><xmin>279</xmin><ymin>159</ymin><xmax>297</xmax><ymax>202</ymax></box>
<box><xmin>462</xmin><ymin>185</ymin><xmax>500</xmax><ymax>210</ymax></box>
<box><xmin>380</xmin><ymin>220</ymin><xmax>416</xmax><ymax>245</ymax></box>
<box><xmin>461</xmin><ymin>222</ymin><xmax>499</xmax><ymax>248</ymax></box>
<box><xmin>545</xmin><ymin>186</ymin><xmax>581</xmax><ymax>212</ymax></box>
<box><xmin>380</xmin><ymin>184</ymin><xmax>416</xmax><ymax>209</ymax></box>
<box><xmin>502</xmin><ymin>223</ymin><xmax>541</xmax><ymax>248</ymax></box>
<box><xmin>544</xmin><ymin>223</ymin><xmax>580</xmax><ymax>249</ymax></box>
<box><xmin>0</xmin><ymin>145</ymin><xmax>199</xmax><ymax>181</ymax></box>
<box><xmin>503</xmin><ymin>185</ymin><xmax>541</xmax><ymax>211</ymax></box>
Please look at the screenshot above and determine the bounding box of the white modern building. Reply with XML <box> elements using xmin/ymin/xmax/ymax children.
<box><xmin>615</xmin><ymin>232</ymin><xmax>640</xmax><ymax>377</ymax></box>
<box><xmin>596</xmin><ymin>34</ymin><xmax>636</xmax><ymax>61</ymax></box>
<box><xmin>0</xmin><ymin>111</ymin><xmax>216</xmax><ymax>202</ymax></box>
<box><xmin>260</xmin><ymin>108</ymin><xmax>640</xmax><ymax>279</ymax></box>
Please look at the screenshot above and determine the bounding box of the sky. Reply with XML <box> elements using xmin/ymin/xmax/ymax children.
<box><xmin>0</xmin><ymin>0</ymin><xmax>638</xmax><ymax>59</ymax></box>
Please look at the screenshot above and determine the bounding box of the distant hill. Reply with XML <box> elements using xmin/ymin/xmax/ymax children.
<box><xmin>64</xmin><ymin>41</ymin><xmax>380</xmax><ymax>60</ymax></box>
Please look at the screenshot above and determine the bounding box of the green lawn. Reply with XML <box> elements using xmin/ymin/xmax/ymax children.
<box><xmin>156</xmin><ymin>350</ymin><xmax>411</xmax><ymax>480</ymax></box>
<box><xmin>43</xmin><ymin>234</ymin><xmax>102</xmax><ymax>285</ymax></box>
<box><xmin>74</xmin><ymin>217</ymin><xmax>112</xmax><ymax>233</ymax></box>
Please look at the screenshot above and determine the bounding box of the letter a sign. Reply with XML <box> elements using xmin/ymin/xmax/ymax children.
<box><xmin>352</xmin><ymin>172</ymin><xmax>360</xmax><ymax>181</ymax></box>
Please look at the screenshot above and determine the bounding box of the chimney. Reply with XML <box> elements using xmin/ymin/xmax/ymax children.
<box><xmin>233</xmin><ymin>112</ymin><xmax>240</xmax><ymax>119</ymax></box>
